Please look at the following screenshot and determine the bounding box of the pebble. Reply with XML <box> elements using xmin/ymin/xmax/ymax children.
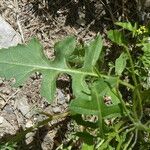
<box><xmin>0</xmin><ymin>116</ymin><xmax>4</xmax><ymax>124</ymax></box>
<box><xmin>52</xmin><ymin>106</ymin><xmax>61</xmax><ymax>113</ymax></box>
<box><xmin>57</xmin><ymin>89</ymin><xmax>66</xmax><ymax>105</ymax></box>
<box><xmin>62</xmin><ymin>103</ymin><xmax>68</xmax><ymax>109</ymax></box>
<box><xmin>25</xmin><ymin>120</ymin><xmax>33</xmax><ymax>128</ymax></box>
<box><xmin>26</xmin><ymin>132</ymin><xmax>34</xmax><ymax>144</ymax></box>
<box><xmin>4</xmin><ymin>105</ymin><xmax>14</xmax><ymax>114</ymax></box>
<box><xmin>2</xmin><ymin>88</ymin><xmax>11</xmax><ymax>95</ymax></box>
<box><xmin>16</xmin><ymin>96</ymin><xmax>32</xmax><ymax>118</ymax></box>
<box><xmin>0</xmin><ymin>99</ymin><xmax>5</xmax><ymax>108</ymax></box>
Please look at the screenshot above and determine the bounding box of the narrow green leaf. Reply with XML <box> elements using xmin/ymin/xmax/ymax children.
<box><xmin>107</xmin><ymin>30</ymin><xmax>125</xmax><ymax>46</ymax></box>
<box><xmin>115</xmin><ymin>22</ymin><xmax>137</xmax><ymax>32</ymax></box>
<box><xmin>115</xmin><ymin>52</ymin><xmax>128</xmax><ymax>76</ymax></box>
<box><xmin>92</xmin><ymin>86</ymin><xmax>104</xmax><ymax>137</ymax></box>
<box><xmin>141</xmin><ymin>43</ymin><xmax>150</xmax><ymax>68</ymax></box>
<box><xmin>83</xmin><ymin>35</ymin><xmax>103</xmax><ymax>71</ymax></box>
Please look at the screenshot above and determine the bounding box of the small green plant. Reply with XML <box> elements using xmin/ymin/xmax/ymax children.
<box><xmin>0</xmin><ymin>143</ymin><xmax>17</xmax><ymax>150</ymax></box>
<box><xmin>0</xmin><ymin>22</ymin><xmax>150</xmax><ymax>149</ymax></box>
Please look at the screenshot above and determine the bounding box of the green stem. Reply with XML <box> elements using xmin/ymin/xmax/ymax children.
<box><xmin>124</xmin><ymin>46</ymin><xmax>143</xmax><ymax>120</ymax></box>
<box><xmin>134</xmin><ymin>122</ymin><xmax>150</xmax><ymax>132</ymax></box>
<box><xmin>93</xmin><ymin>90</ymin><xmax>104</xmax><ymax>138</ymax></box>
<box><xmin>129</xmin><ymin>129</ymin><xmax>138</xmax><ymax>149</ymax></box>
<box><xmin>118</xmin><ymin>79</ymin><xmax>134</xmax><ymax>90</ymax></box>
<box><xmin>124</xmin><ymin>133</ymin><xmax>134</xmax><ymax>150</ymax></box>
<box><xmin>94</xmin><ymin>67</ymin><xmax>134</xmax><ymax>90</ymax></box>
<box><xmin>116</xmin><ymin>85</ymin><xmax>135</xmax><ymax>123</ymax></box>
<box><xmin>99</xmin><ymin>126</ymin><xmax>135</xmax><ymax>150</ymax></box>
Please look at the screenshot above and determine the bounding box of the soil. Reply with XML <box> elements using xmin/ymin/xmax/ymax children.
<box><xmin>0</xmin><ymin>0</ymin><xmax>150</xmax><ymax>149</ymax></box>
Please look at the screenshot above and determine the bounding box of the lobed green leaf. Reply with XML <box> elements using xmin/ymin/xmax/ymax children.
<box><xmin>70</xmin><ymin>77</ymin><xmax>122</xmax><ymax>117</ymax></box>
<box><xmin>115</xmin><ymin>22</ymin><xmax>137</xmax><ymax>32</ymax></box>
<box><xmin>107</xmin><ymin>30</ymin><xmax>125</xmax><ymax>46</ymax></box>
<box><xmin>115</xmin><ymin>52</ymin><xmax>128</xmax><ymax>76</ymax></box>
<box><xmin>0</xmin><ymin>35</ymin><xmax>103</xmax><ymax>105</ymax></box>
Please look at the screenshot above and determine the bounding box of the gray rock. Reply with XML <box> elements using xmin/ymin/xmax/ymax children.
<box><xmin>15</xmin><ymin>96</ymin><xmax>32</xmax><ymax>118</ymax></box>
<box><xmin>0</xmin><ymin>99</ymin><xmax>5</xmax><ymax>109</ymax></box>
<box><xmin>0</xmin><ymin>116</ymin><xmax>16</xmax><ymax>135</ymax></box>
<box><xmin>1</xmin><ymin>87</ymin><xmax>11</xmax><ymax>95</ymax></box>
<box><xmin>25</xmin><ymin>120</ymin><xmax>33</xmax><ymax>128</ymax></box>
<box><xmin>4</xmin><ymin>105</ymin><xmax>14</xmax><ymax>114</ymax></box>
<box><xmin>52</xmin><ymin>106</ymin><xmax>61</xmax><ymax>113</ymax></box>
<box><xmin>0</xmin><ymin>16</ymin><xmax>21</xmax><ymax>49</ymax></box>
<box><xmin>56</xmin><ymin>89</ymin><xmax>66</xmax><ymax>105</ymax></box>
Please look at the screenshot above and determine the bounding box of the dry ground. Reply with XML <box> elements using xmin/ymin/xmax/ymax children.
<box><xmin>0</xmin><ymin>0</ymin><xmax>150</xmax><ymax>149</ymax></box>
<box><xmin>0</xmin><ymin>0</ymin><xmax>96</xmax><ymax>149</ymax></box>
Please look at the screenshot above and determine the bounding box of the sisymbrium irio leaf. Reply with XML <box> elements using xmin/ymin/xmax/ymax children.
<box><xmin>0</xmin><ymin>37</ymin><xmax>76</xmax><ymax>102</ymax></box>
<box><xmin>70</xmin><ymin>77</ymin><xmax>122</xmax><ymax>117</ymax></box>
<box><xmin>115</xmin><ymin>52</ymin><xmax>128</xmax><ymax>76</ymax></box>
<box><xmin>0</xmin><ymin>35</ymin><xmax>103</xmax><ymax>105</ymax></box>
<box><xmin>107</xmin><ymin>30</ymin><xmax>125</xmax><ymax>46</ymax></box>
<box><xmin>115</xmin><ymin>22</ymin><xmax>137</xmax><ymax>32</ymax></box>
<box><xmin>70</xmin><ymin>35</ymin><xmax>103</xmax><ymax>100</ymax></box>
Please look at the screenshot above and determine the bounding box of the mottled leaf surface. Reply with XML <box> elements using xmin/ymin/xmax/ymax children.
<box><xmin>108</xmin><ymin>30</ymin><xmax>125</xmax><ymax>46</ymax></box>
<box><xmin>115</xmin><ymin>52</ymin><xmax>128</xmax><ymax>76</ymax></box>
<box><xmin>0</xmin><ymin>36</ymin><xmax>103</xmax><ymax>105</ymax></box>
<box><xmin>70</xmin><ymin>77</ymin><xmax>122</xmax><ymax>117</ymax></box>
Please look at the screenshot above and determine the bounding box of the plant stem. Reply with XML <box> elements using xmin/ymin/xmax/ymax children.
<box><xmin>118</xmin><ymin>79</ymin><xmax>134</xmax><ymax>89</ymax></box>
<box><xmin>94</xmin><ymin>66</ymin><xmax>134</xmax><ymax>90</ymax></box>
<box><xmin>134</xmin><ymin>122</ymin><xmax>150</xmax><ymax>132</ymax></box>
<box><xmin>93</xmin><ymin>90</ymin><xmax>104</xmax><ymax>138</ymax></box>
<box><xmin>116</xmin><ymin>85</ymin><xmax>135</xmax><ymax>123</ymax></box>
<box><xmin>129</xmin><ymin>129</ymin><xmax>138</xmax><ymax>149</ymax></box>
<box><xmin>6</xmin><ymin>111</ymin><xmax>69</xmax><ymax>144</ymax></box>
<box><xmin>124</xmin><ymin>46</ymin><xmax>143</xmax><ymax>120</ymax></box>
<box><xmin>99</xmin><ymin>126</ymin><xmax>135</xmax><ymax>149</ymax></box>
<box><xmin>124</xmin><ymin>133</ymin><xmax>134</xmax><ymax>150</ymax></box>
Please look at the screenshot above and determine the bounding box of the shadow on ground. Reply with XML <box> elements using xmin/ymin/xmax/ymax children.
<box><xmin>0</xmin><ymin>117</ymin><xmax>73</xmax><ymax>150</ymax></box>
<box><xmin>31</xmin><ymin>0</ymin><xmax>149</xmax><ymax>32</ymax></box>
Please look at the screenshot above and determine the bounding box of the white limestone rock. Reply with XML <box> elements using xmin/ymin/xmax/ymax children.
<box><xmin>0</xmin><ymin>16</ymin><xmax>21</xmax><ymax>48</ymax></box>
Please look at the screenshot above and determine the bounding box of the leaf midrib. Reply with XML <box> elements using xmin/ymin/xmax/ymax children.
<box><xmin>0</xmin><ymin>61</ymin><xmax>98</xmax><ymax>77</ymax></box>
